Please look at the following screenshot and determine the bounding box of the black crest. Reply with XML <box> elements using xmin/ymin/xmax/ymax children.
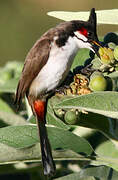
<box><xmin>88</xmin><ymin>8</ymin><xmax>97</xmax><ymax>33</ymax></box>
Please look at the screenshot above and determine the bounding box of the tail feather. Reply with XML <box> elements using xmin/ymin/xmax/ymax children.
<box><xmin>33</xmin><ymin>100</ymin><xmax>56</xmax><ymax>176</ymax></box>
<box><xmin>36</xmin><ymin>115</ymin><xmax>56</xmax><ymax>176</ymax></box>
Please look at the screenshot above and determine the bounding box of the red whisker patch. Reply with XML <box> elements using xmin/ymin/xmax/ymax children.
<box><xmin>78</xmin><ymin>27</ymin><xmax>88</xmax><ymax>37</ymax></box>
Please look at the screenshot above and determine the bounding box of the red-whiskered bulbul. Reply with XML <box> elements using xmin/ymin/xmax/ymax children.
<box><xmin>15</xmin><ymin>8</ymin><xmax>100</xmax><ymax>176</ymax></box>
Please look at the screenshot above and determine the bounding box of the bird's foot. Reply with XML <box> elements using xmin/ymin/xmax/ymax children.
<box><xmin>55</xmin><ymin>85</ymin><xmax>70</xmax><ymax>95</ymax></box>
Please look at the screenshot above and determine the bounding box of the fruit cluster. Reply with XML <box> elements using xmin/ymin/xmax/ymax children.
<box><xmin>56</xmin><ymin>32</ymin><xmax>118</xmax><ymax>94</ymax></box>
<box><xmin>92</xmin><ymin>32</ymin><xmax>118</xmax><ymax>72</ymax></box>
<box><xmin>54</xmin><ymin>32</ymin><xmax>118</xmax><ymax>124</ymax></box>
<box><xmin>57</xmin><ymin>74</ymin><xmax>91</xmax><ymax>96</ymax></box>
<box><xmin>54</xmin><ymin>108</ymin><xmax>80</xmax><ymax>125</ymax></box>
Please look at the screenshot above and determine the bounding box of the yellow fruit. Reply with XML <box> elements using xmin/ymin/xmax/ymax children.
<box><xmin>99</xmin><ymin>47</ymin><xmax>114</xmax><ymax>65</ymax></box>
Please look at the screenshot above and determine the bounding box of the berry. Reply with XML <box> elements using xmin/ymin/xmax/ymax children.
<box><xmin>89</xmin><ymin>72</ymin><xmax>107</xmax><ymax>91</ymax></box>
<box><xmin>64</xmin><ymin>110</ymin><xmax>78</xmax><ymax>125</ymax></box>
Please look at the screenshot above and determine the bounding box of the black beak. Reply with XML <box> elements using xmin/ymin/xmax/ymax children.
<box><xmin>91</xmin><ymin>40</ymin><xmax>102</xmax><ymax>58</ymax></box>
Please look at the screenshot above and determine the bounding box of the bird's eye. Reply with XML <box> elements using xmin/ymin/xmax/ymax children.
<box><xmin>88</xmin><ymin>31</ymin><xmax>92</xmax><ymax>37</ymax></box>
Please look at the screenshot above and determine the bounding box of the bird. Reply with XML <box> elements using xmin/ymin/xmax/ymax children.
<box><xmin>15</xmin><ymin>8</ymin><xmax>100</xmax><ymax>176</ymax></box>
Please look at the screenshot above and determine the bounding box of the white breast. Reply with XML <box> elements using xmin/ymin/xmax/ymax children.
<box><xmin>29</xmin><ymin>36</ymin><xmax>79</xmax><ymax>97</ymax></box>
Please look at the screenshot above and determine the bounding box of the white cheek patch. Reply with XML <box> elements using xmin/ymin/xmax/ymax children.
<box><xmin>74</xmin><ymin>31</ymin><xmax>87</xmax><ymax>42</ymax></box>
<box><xmin>73</xmin><ymin>31</ymin><xmax>93</xmax><ymax>50</ymax></box>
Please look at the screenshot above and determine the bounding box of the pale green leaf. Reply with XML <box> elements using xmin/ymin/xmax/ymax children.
<box><xmin>0</xmin><ymin>78</ymin><xmax>18</xmax><ymax>93</ymax></box>
<box><xmin>0</xmin><ymin>143</ymin><xmax>41</xmax><ymax>164</ymax></box>
<box><xmin>92</xmin><ymin>141</ymin><xmax>118</xmax><ymax>171</ymax></box>
<box><xmin>53</xmin><ymin>92</ymin><xmax>118</xmax><ymax>119</ymax></box>
<box><xmin>71</xmin><ymin>49</ymin><xmax>89</xmax><ymax>69</ymax></box>
<box><xmin>55</xmin><ymin>166</ymin><xmax>118</xmax><ymax>180</ymax></box>
<box><xmin>48</xmin><ymin>9</ymin><xmax>118</xmax><ymax>25</ymax></box>
<box><xmin>0</xmin><ymin>143</ymin><xmax>87</xmax><ymax>165</ymax></box>
<box><xmin>96</xmin><ymin>141</ymin><xmax>118</xmax><ymax>159</ymax></box>
<box><xmin>0</xmin><ymin>111</ymin><xmax>27</xmax><ymax>126</ymax></box>
<box><xmin>0</xmin><ymin>125</ymin><xmax>93</xmax><ymax>155</ymax></box>
<box><xmin>0</xmin><ymin>99</ymin><xmax>13</xmax><ymax>113</ymax></box>
<box><xmin>55</xmin><ymin>175</ymin><xmax>95</xmax><ymax>180</ymax></box>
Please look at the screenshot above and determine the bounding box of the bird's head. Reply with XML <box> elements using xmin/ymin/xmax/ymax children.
<box><xmin>70</xmin><ymin>8</ymin><xmax>101</xmax><ymax>56</ymax></box>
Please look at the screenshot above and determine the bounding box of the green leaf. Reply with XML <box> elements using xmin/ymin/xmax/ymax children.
<box><xmin>0</xmin><ymin>125</ymin><xmax>93</xmax><ymax>155</ymax></box>
<box><xmin>0</xmin><ymin>143</ymin><xmax>87</xmax><ymax>165</ymax></box>
<box><xmin>53</xmin><ymin>92</ymin><xmax>118</xmax><ymax>119</ymax></box>
<box><xmin>92</xmin><ymin>141</ymin><xmax>118</xmax><ymax>171</ymax></box>
<box><xmin>71</xmin><ymin>49</ymin><xmax>89</xmax><ymax>69</ymax></box>
<box><xmin>27</xmin><ymin>115</ymin><xmax>36</xmax><ymax>124</ymax></box>
<box><xmin>79</xmin><ymin>113</ymin><xmax>118</xmax><ymax>141</ymax></box>
<box><xmin>0</xmin><ymin>125</ymin><xmax>38</xmax><ymax>148</ymax></box>
<box><xmin>0</xmin><ymin>99</ymin><xmax>13</xmax><ymax>113</ymax></box>
<box><xmin>0</xmin><ymin>78</ymin><xmax>18</xmax><ymax>93</ymax></box>
<box><xmin>106</xmin><ymin>71</ymin><xmax>118</xmax><ymax>91</ymax></box>
<box><xmin>55</xmin><ymin>166</ymin><xmax>118</xmax><ymax>180</ymax></box>
<box><xmin>5</xmin><ymin>61</ymin><xmax>23</xmax><ymax>79</ymax></box>
<box><xmin>0</xmin><ymin>111</ymin><xmax>27</xmax><ymax>126</ymax></box>
<box><xmin>0</xmin><ymin>143</ymin><xmax>42</xmax><ymax>164</ymax></box>
<box><xmin>48</xmin><ymin>126</ymin><xmax>93</xmax><ymax>154</ymax></box>
<box><xmin>48</xmin><ymin>9</ymin><xmax>118</xmax><ymax>25</ymax></box>
<box><xmin>55</xmin><ymin>174</ymin><xmax>95</xmax><ymax>180</ymax></box>
<box><xmin>107</xmin><ymin>71</ymin><xmax>118</xmax><ymax>79</ymax></box>
<box><xmin>50</xmin><ymin>97</ymin><xmax>118</xmax><ymax>141</ymax></box>
<box><xmin>96</xmin><ymin>141</ymin><xmax>118</xmax><ymax>158</ymax></box>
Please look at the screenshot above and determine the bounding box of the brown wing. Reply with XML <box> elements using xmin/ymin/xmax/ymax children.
<box><xmin>14</xmin><ymin>37</ymin><xmax>51</xmax><ymax>106</ymax></box>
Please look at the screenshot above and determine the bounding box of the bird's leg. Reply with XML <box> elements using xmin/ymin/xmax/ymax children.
<box><xmin>55</xmin><ymin>85</ymin><xmax>70</xmax><ymax>94</ymax></box>
<box><xmin>33</xmin><ymin>100</ymin><xmax>56</xmax><ymax>176</ymax></box>
<box><xmin>81</xmin><ymin>64</ymin><xmax>94</xmax><ymax>76</ymax></box>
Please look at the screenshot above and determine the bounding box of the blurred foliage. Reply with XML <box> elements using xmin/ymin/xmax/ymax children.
<box><xmin>1</xmin><ymin>0</ymin><xmax>118</xmax><ymax>67</ymax></box>
<box><xmin>0</xmin><ymin>0</ymin><xmax>60</xmax><ymax>66</ymax></box>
